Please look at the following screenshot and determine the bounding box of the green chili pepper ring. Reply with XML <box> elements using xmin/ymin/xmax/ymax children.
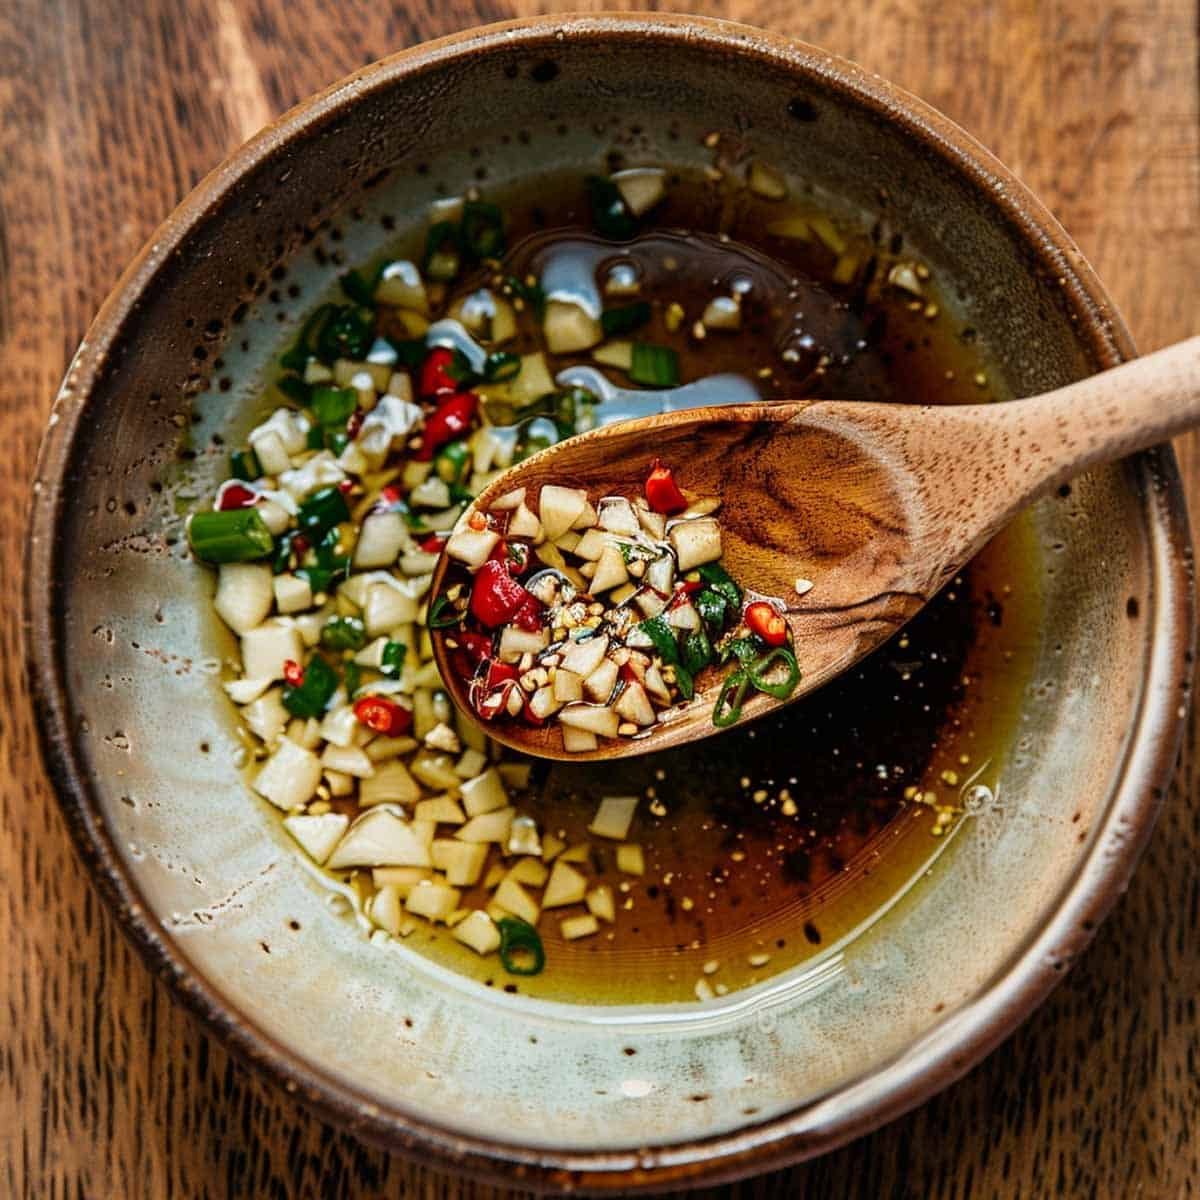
<box><xmin>496</xmin><ymin>917</ymin><xmax>545</xmax><ymax>976</ymax></box>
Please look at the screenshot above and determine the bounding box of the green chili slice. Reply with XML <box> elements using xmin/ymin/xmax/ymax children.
<box><xmin>280</xmin><ymin>303</ymin><xmax>335</xmax><ymax>371</ymax></box>
<box><xmin>304</xmin><ymin>425</ymin><xmax>326</xmax><ymax>451</ymax></box>
<box><xmin>276</xmin><ymin>374</ymin><xmax>311</xmax><ymax>404</ymax></box>
<box><xmin>748</xmin><ymin>646</ymin><xmax>801</xmax><ymax>700</ymax></box>
<box><xmin>229</xmin><ymin>448</ymin><xmax>261</xmax><ymax>483</ymax></box>
<box><xmin>434</xmin><ymin>439</ymin><xmax>471</xmax><ymax>484</ymax></box>
<box><xmin>315</xmin><ymin>305</ymin><xmax>372</xmax><ymax>363</ymax></box>
<box><xmin>281</xmin><ymin>655</ymin><xmax>339</xmax><ymax>719</ymax></box>
<box><xmin>311</xmin><ymin>385</ymin><xmax>357</xmax><ymax>428</ymax></box>
<box><xmin>380</xmin><ymin>640</ymin><xmax>407</xmax><ymax>678</ymax></box>
<box><xmin>461</xmin><ymin>201</ymin><xmax>506</xmax><ymax>260</ymax></box>
<box><xmin>673</xmin><ymin>660</ymin><xmax>695</xmax><ymax>701</ymax></box>
<box><xmin>188</xmin><ymin>509</ymin><xmax>274</xmax><ymax>564</ymax></box>
<box><xmin>712</xmin><ymin>669</ymin><xmax>750</xmax><ymax>727</ymax></box>
<box><xmin>427</xmin><ymin>592</ymin><xmax>464</xmax><ymax>629</ymax></box>
<box><xmin>630</xmin><ymin>342</ymin><xmax>680</xmax><ymax>387</ymax></box>
<box><xmin>320</xmin><ymin>616</ymin><xmax>366</xmax><ymax>651</ymax></box>
<box><xmin>496</xmin><ymin>917</ymin><xmax>545</xmax><ymax>976</ymax></box>
<box><xmin>483</xmin><ymin>350</ymin><xmax>521</xmax><ymax>382</ymax></box>
<box><xmin>339</xmin><ymin>266</ymin><xmax>382</xmax><ymax>307</ymax></box>
<box><xmin>297</xmin><ymin>485</ymin><xmax>350</xmax><ymax>539</ymax></box>
<box><xmin>423</xmin><ymin>221</ymin><xmax>462</xmax><ymax>281</ymax></box>
<box><xmin>600</xmin><ymin>301</ymin><xmax>651</xmax><ymax>338</ymax></box>
<box><xmin>586</xmin><ymin>175</ymin><xmax>637</xmax><ymax>240</ymax></box>
<box><xmin>387</xmin><ymin>337</ymin><xmax>427</xmax><ymax>369</ymax></box>
<box><xmin>719</xmin><ymin>636</ymin><xmax>759</xmax><ymax>666</ymax></box>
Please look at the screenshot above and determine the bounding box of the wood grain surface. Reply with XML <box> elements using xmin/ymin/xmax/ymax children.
<box><xmin>1</xmin><ymin>1</ymin><xmax>1196</xmax><ymax>1196</ymax></box>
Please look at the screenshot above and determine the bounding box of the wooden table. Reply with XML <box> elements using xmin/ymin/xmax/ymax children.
<box><xmin>2</xmin><ymin>2</ymin><xmax>1197</xmax><ymax>1195</ymax></box>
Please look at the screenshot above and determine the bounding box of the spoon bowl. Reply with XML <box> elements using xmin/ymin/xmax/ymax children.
<box><xmin>432</xmin><ymin>337</ymin><xmax>1200</xmax><ymax>760</ymax></box>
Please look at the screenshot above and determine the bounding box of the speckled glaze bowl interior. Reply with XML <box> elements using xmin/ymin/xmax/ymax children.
<box><xmin>26</xmin><ymin>15</ymin><xmax>1193</xmax><ymax>1192</ymax></box>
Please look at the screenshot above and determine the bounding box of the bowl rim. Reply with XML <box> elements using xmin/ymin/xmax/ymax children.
<box><xmin>24</xmin><ymin>12</ymin><xmax>1195</xmax><ymax>1192</ymax></box>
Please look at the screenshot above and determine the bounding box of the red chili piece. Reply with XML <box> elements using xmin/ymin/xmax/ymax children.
<box><xmin>337</xmin><ymin>479</ymin><xmax>354</xmax><ymax>495</ymax></box>
<box><xmin>419</xmin><ymin>347</ymin><xmax>459</xmax><ymax>399</ymax></box>
<box><xmin>483</xmin><ymin>659</ymin><xmax>519</xmax><ymax>690</ymax></box>
<box><xmin>418</xmin><ymin>392</ymin><xmax>478</xmax><ymax>461</ymax></box>
<box><xmin>469</xmin><ymin>559</ymin><xmax>531</xmax><ymax>627</ymax></box>
<box><xmin>457</xmin><ymin>632</ymin><xmax>494</xmax><ymax>664</ymax></box>
<box><xmin>216</xmin><ymin>482</ymin><xmax>258</xmax><ymax>511</ymax></box>
<box><xmin>744</xmin><ymin>601</ymin><xmax>788</xmax><ymax>647</ymax></box>
<box><xmin>644</xmin><ymin>459</ymin><xmax>688</xmax><ymax>514</ymax></box>
<box><xmin>353</xmin><ymin>695</ymin><xmax>413</xmax><ymax>736</ymax></box>
<box><xmin>487</xmin><ymin>539</ymin><xmax>530</xmax><ymax>576</ymax></box>
<box><xmin>419</xmin><ymin>532</ymin><xmax>448</xmax><ymax>553</ymax></box>
<box><xmin>510</xmin><ymin>594</ymin><xmax>544</xmax><ymax>633</ymax></box>
<box><xmin>282</xmin><ymin>660</ymin><xmax>305</xmax><ymax>686</ymax></box>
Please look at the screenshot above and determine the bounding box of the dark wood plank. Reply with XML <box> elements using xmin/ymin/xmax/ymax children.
<box><xmin>0</xmin><ymin>1</ymin><xmax>1196</xmax><ymax>1196</ymax></box>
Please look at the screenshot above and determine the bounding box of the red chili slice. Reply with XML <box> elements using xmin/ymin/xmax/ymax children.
<box><xmin>418</xmin><ymin>392</ymin><xmax>478</xmax><ymax>461</ymax></box>
<box><xmin>216</xmin><ymin>481</ymin><xmax>258</xmax><ymax>511</ymax></box>
<box><xmin>744</xmin><ymin>601</ymin><xmax>789</xmax><ymax>647</ymax></box>
<box><xmin>419</xmin><ymin>347</ymin><xmax>459</xmax><ymax>399</ymax></box>
<box><xmin>644</xmin><ymin>459</ymin><xmax>688</xmax><ymax>514</ymax></box>
<box><xmin>510</xmin><ymin>594</ymin><xmax>544</xmax><ymax>632</ymax></box>
<box><xmin>353</xmin><ymin>695</ymin><xmax>413</xmax><ymax>736</ymax></box>
<box><xmin>419</xmin><ymin>532</ymin><xmax>449</xmax><ymax>553</ymax></box>
<box><xmin>469</xmin><ymin>559</ymin><xmax>531</xmax><ymax>627</ymax></box>
<box><xmin>474</xmin><ymin>680</ymin><xmax>516</xmax><ymax>721</ymax></box>
<box><xmin>283</xmin><ymin>660</ymin><xmax>305</xmax><ymax>686</ymax></box>
<box><xmin>488</xmin><ymin>539</ymin><xmax>530</xmax><ymax>577</ymax></box>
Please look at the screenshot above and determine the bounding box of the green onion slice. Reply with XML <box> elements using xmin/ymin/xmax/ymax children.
<box><xmin>380</xmin><ymin>640</ymin><xmax>407</xmax><ymax>678</ymax></box>
<box><xmin>316</xmin><ymin>306</ymin><xmax>372</xmax><ymax>363</ymax></box>
<box><xmin>712</xmin><ymin>669</ymin><xmax>750</xmax><ymax>727</ymax></box>
<box><xmin>496</xmin><ymin>917</ymin><xmax>545</xmax><ymax>976</ymax></box>
<box><xmin>748</xmin><ymin>647</ymin><xmax>801</xmax><ymax>700</ymax></box>
<box><xmin>630</xmin><ymin>342</ymin><xmax>680</xmax><ymax>387</ymax></box>
<box><xmin>188</xmin><ymin>509</ymin><xmax>274</xmax><ymax>564</ymax></box>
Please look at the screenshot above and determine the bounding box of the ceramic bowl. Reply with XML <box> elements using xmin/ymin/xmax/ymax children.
<box><xmin>25</xmin><ymin>14</ymin><xmax>1193</xmax><ymax>1192</ymax></box>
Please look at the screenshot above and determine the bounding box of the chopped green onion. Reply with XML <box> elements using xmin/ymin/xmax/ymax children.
<box><xmin>321</xmin><ymin>616</ymin><xmax>366</xmax><ymax>651</ymax></box>
<box><xmin>188</xmin><ymin>509</ymin><xmax>274</xmax><ymax>564</ymax></box>
<box><xmin>697</xmin><ymin>561</ymin><xmax>742</xmax><ymax>610</ymax></box>
<box><xmin>630</xmin><ymin>342</ymin><xmax>680</xmax><ymax>387</ymax></box>
<box><xmin>339</xmin><ymin>266</ymin><xmax>382</xmax><ymax>307</ymax></box>
<box><xmin>280</xmin><ymin>303</ymin><xmax>335</xmax><ymax>371</ymax></box>
<box><xmin>460</xmin><ymin>201</ymin><xmax>506</xmax><ymax>260</ymax></box>
<box><xmin>311</xmin><ymin>385</ymin><xmax>357</xmax><ymax>428</ymax></box>
<box><xmin>681</xmin><ymin>628</ymin><xmax>714</xmax><ymax>676</ymax></box>
<box><xmin>496</xmin><ymin>917</ymin><xmax>545</xmax><ymax>976</ymax></box>
<box><xmin>305</xmin><ymin>425</ymin><xmax>326</xmax><ymax>450</ymax></box>
<box><xmin>297</xmin><ymin>486</ymin><xmax>350</xmax><ymax>539</ymax></box>
<box><xmin>483</xmin><ymin>350</ymin><xmax>521</xmax><ymax>382</ymax></box>
<box><xmin>313</xmin><ymin>527</ymin><xmax>351</xmax><ymax>580</ymax></box>
<box><xmin>748</xmin><ymin>646</ymin><xmax>800</xmax><ymax>699</ymax></box>
<box><xmin>586</xmin><ymin>175</ymin><xmax>637</xmax><ymax>240</ymax></box>
<box><xmin>637</xmin><ymin>615</ymin><xmax>679</xmax><ymax>664</ymax></box>
<box><xmin>427</xmin><ymin>592</ymin><xmax>464</xmax><ymax>629</ymax></box>
<box><xmin>600</xmin><ymin>301</ymin><xmax>651</xmax><ymax>338</ymax></box>
<box><xmin>712</xmin><ymin>669</ymin><xmax>750</xmax><ymax>727</ymax></box>
<box><xmin>380</xmin><ymin>640</ymin><xmax>407</xmax><ymax>678</ymax></box>
<box><xmin>230</xmin><ymin>448</ymin><xmax>261</xmax><ymax>482</ymax></box>
<box><xmin>694</xmin><ymin>587</ymin><xmax>728</xmax><ymax>633</ymax></box>
<box><xmin>281</xmin><ymin>655</ymin><xmax>339</xmax><ymax>718</ymax></box>
<box><xmin>315</xmin><ymin>306</ymin><xmax>372</xmax><ymax>363</ymax></box>
<box><xmin>423</xmin><ymin>222</ymin><xmax>462</xmax><ymax>281</ymax></box>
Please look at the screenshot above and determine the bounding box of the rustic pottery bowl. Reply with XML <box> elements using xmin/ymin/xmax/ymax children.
<box><xmin>26</xmin><ymin>14</ymin><xmax>1194</xmax><ymax>1192</ymax></box>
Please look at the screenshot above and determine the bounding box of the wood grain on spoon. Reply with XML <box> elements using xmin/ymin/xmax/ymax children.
<box><xmin>432</xmin><ymin>336</ymin><xmax>1200</xmax><ymax>761</ymax></box>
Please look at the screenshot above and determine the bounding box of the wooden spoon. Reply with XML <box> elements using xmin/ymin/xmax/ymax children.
<box><xmin>430</xmin><ymin>337</ymin><xmax>1199</xmax><ymax>761</ymax></box>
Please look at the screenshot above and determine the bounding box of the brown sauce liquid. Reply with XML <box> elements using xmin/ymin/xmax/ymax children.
<box><xmin>376</xmin><ymin>172</ymin><xmax>1041</xmax><ymax>1003</ymax></box>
